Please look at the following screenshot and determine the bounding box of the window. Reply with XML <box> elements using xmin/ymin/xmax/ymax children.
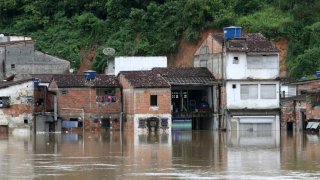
<box><xmin>35</xmin><ymin>98</ymin><xmax>44</xmax><ymax>106</ymax></box>
<box><xmin>11</xmin><ymin>64</ymin><xmax>15</xmax><ymax>69</ymax></box>
<box><xmin>200</xmin><ymin>60</ymin><xmax>207</xmax><ymax>67</ymax></box>
<box><xmin>240</xmin><ymin>84</ymin><xmax>258</xmax><ymax>99</ymax></box>
<box><xmin>96</xmin><ymin>88</ymin><xmax>116</xmax><ymax>102</ymax></box>
<box><xmin>247</xmin><ymin>55</ymin><xmax>278</xmax><ymax>69</ymax></box>
<box><xmin>233</xmin><ymin>57</ymin><xmax>239</xmax><ymax>64</ymax></box>
<box><xmin>171</xmin><ymin>91</ymin><xmax>179</xmax><ymax>99</ymax></box>
<box><xmin>200</xmin><ymin>45</ymin><xmax>209</xmax><ymax>54</ymax></box>
<box><xmin>261</xmin><ymin>84</ymin><xmax>276</xmax><ymax>99</ymax></box>
<box><xmin>232</xmin><ymin>84</ymin><xmax>237</xmax><ymax>89</ymax></box>
<box><xmin>150</xmin><ymin>95</ymin><xmax>158</xmax><ymax>106</ymax></box>
<box><xmin>0</xmin><ymin>97</ymin><xmax>10</xmax><ymax>108</ymax></box>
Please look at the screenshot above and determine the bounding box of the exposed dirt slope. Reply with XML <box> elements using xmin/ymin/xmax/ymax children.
<box><xmin>77</xmin><ymin>48</ymin><xmax>96</xmax><ymax>75</ymax></box>
<box><xmin>78</xmin><ymin>29</ymin><xmax>288</xmax><ymax>77</ymax></box>
<box><xmin>168</xmin><ymin>29</ymin><xmax>221</xmax><ymax>67</ymax></box>
<box><xmin>275</xmin><ymin>37</ymin><xmax>288</xmax><ymax>77</ymax></box>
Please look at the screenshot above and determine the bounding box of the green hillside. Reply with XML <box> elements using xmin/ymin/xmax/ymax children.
<box><xmin>1</xmin><ymin>0</ymin><xmax>320</xmax><ymax>79</ymax></box>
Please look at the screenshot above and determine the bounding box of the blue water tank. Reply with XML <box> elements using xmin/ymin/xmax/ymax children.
<box><xmin>223</xmin><ymin>26</ymin><xmax>242</xmax><ymax>39</ymax></box>
<box><xmin>84</xmin><ymin>70</ymin><xmax>96</xmax><ymax>80</ymax></box>
<box><xmin>33</xmin><ymin>78</ymin><xmax>40</xmax><ymax>87</ymax></box>
<box><xmin>316</xmin><ymin>71</ymin><xmax>320</xmax><ymax>78</ymax></box>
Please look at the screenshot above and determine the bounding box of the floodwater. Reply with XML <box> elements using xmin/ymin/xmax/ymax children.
<box><xmin>1</xmin><ymin>130</ymin><xmax>320</xmax><ymax>180</ymax></box>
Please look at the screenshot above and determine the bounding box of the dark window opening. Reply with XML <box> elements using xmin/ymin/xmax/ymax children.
<box><xmin>24</xmin><ymin>119</ymin><xmax>28</xmax><ymax>124</ymax></box>
<box><xmin>233</xmin><ymin>57</ymin><xmax>239</xmax><ymax>64</ymax></box>
<box><xmin>232</xmin><ymin>84</ymin><xmax>236</xmax><ymax>89</ymax></box>
<box><xmin>35</xmin><ymin>99</ymin><xmax>44</xmax><ymax>106</ymax></box>
<box><xmin>161</xmin><ymin>118</ymin><xmax>168</xmax><ymax>128</ymax></box>
<box><xmin>97</xmin><ymin>88</ymin><xmax>116</xmax><ymax>103</ymax></box>
<box><xmin>11</xmin><ymin>64</ymin><xmax>15</xmax><ymax>69</ymax></box>
<box><xmin>139</xmin><ymin>119</ymin><xmax>146</xmax><ymax>128</ymax></box>
<box><xmin>150</xmin><ymin>95</ymin><xmax>158</xmax><ymax>106</ymax></box>
<box><xmin>0</xmin><ymin>97</ymin><xmax>10</xmax><ymax>108</ymax></box>
<box><xmin>287</xmin><ymin>122</ymin><xmax>293</xmax><ymax>131</ymax></box>
<box><xmin>61</xmin><ymin>90</ymin><xmax>68</xmax><ymax>95</ymax></box>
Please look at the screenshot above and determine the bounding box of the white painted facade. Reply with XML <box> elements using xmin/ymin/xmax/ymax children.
<box><xmin>133</xmin><ymin>114</ymin><xmax>172</xmax><ymax>135</ymax></box>
<box><xmin>280</xmin><ymin>84</ymin><xmax>296</xmax><ymax>98</ymax></box>
<box><xmin>0</xmin><ymin>81</ymin><xmax>34</xmax><ymax>130</ymax></box>
<box><xmin>225</xmin><ymin>51</ymin><xmax>280</xmax><ymax>131</ymax></box>
<box><xmin>225</xmin><ymin>53</ymin><xmax>279</xmax><ymax>79</ymax></box>
<box><xmin>226</xmin><ymin>80</ymin><xmax>280</xmax><ymax>109</ymax></box>
<box><xmin>193</xmin><ymin>33</ymin><xmax>280</xmax><ymax>131</ymax></box>
<box><xmin>0</xmin><ymin>35</ymin><xmax>32</xmax><ymax>42</ymax></box>
<box><xmin>113</xmin><ymin>56</ymin><xmax>167</xmax><ymax>75</ymax></box>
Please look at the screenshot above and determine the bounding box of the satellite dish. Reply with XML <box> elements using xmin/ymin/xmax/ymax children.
<box><xmin>103</xmin><ymin>48</ymin><xmax>115</xmax><ymax>56</ymax></box>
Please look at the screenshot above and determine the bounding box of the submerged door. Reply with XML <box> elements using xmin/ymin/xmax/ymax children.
<box><xmin>237</xmin><ymin>117</ymin><xmax>275</xmax><ymax>131</ymax></box>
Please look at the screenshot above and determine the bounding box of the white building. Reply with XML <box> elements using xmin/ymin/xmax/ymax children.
<box><xmin>194</xmin><ymin>27</ymin><xmax>280</xmax><ymax>131</ymax></box>
<box><xmin>106</xmin><ymin>56</ymin><xmax>167</xmax><ymax>75</ymax></box>
<box><xmin>0</xmin><ymin>79</ymin><xmax>34</xmax><ymax>135</ymax></box>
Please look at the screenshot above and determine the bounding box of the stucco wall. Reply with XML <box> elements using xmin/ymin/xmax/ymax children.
<box><xmin>0</xmin><ymin>42</ymin><xmax>69</xmax><ymax>81</ymax></box>
<box><xmin>114</xmin><ymin>56</ymin><xmax>167</xmax><ymax>75</ymax></box>
<box><xmin>226</xmin><ymin>81</ymin><xmax>280</xmax><ymax>109</ymax></box>
<box><xmin>226</xmin><ymin>53</ymin><xmax>279</xmax><ymax>79</ymax></box>
<box><xmin>0</xmin><ymin>81</ymin><xmax>34</xmax><ymax>129</ymax></box>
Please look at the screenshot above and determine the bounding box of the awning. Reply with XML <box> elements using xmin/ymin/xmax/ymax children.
<box><xmin>306</xmin><ymin>122</ymin><xmax>320</xmax><ymax>129</ymax></box>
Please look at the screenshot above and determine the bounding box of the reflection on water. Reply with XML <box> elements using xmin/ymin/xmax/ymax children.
<box><xmin>1</xmin><ymin>131</ymin><xmax>320</xmax><ymax>179</ymax></box>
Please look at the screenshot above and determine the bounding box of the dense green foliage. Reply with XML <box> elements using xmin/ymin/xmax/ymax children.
<box><xmin>1</xmin><ymin>0</ymin><xmax>320</xmax><ymax>79</ymax></box>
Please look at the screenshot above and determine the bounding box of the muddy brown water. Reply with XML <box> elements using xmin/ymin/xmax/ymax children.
<box><xmin>0</xmin><ymin>130</ymin><xmax>320</xmax><ymax>179</ymax></box>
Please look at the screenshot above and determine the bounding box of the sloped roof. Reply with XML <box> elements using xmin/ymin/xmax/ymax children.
<box><xmin>52</xmin><ymin>74</ymin><xmax>120</xmax><ymax>88</ymax></box>
<box><xmin>119</xmin><ymin>71</ymin><xmax>170</xmax><ymax>88</ymax></box>
<box><xmin>152</xmin><ymin>67</ymin><xmax>215</xmax><ymax>85</ymax></box>
<box><xmin>211</xmin><ymin>33</ymin><xmax>279</xmax><ymax>53</ymax></box>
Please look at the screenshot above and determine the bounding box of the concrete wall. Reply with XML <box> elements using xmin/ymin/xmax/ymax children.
<box><xmin>114</xmin><ymin>56</ymin><xmax>167</xmax><ymax>75</ymax></box>
<box><xmin>226</xmin><ymin>53</ymin><xmax>279</xmax><ymax>79</ymax></box>
<box><xmin>0</xmin><ymin>81</ymin><xmax>34</xmax><ymax>132</ymax></box>
<box><xmin>0</xmin><ymin>46</ymin><xmax>4</xmax><ymax>79</ymax></box>
<box><xmin>193</xmin><ymin>37</ymin><xmax>224</xmax><ymax>79</ymax></box>
<box><xmin>0</xmin><ymin>35</ymin><xmax>32</xmax><ymax>42</ymax></box>
<box><xmin>226</xmin><ymin>81</ymin><xmax>280</xmax><ymax>109</ymax></box>
<box><xmin>1</xmin><ymin>42</ymin><xmax>34</xmax><ymax>78</ymax></box>
<box><xmin>0</xmin><ymin>42</ymin><xmax>69</xmax><ymax>80</ymax></box>
<box><xmin>34</xmin><ymin>51</ymin><xmax>70</xmax><ymax>74</ymax></box>
<box><xmin>280</xmin><ymin>84</ymin><xmax>297</xmax><ymax>98</ymax></box>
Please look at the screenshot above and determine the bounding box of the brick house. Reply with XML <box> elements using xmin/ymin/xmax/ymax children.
<box><xmin>281</xmin><ymin>79</ymin><xmax>320</xmax><ymax>131</ymax></box>
<box><xmin>45</xmin><ymin>73</ymin><xmax>121</xmax><ymax>132</ymax></box>
<box><xmin>118</xmin><ymin>70</ymin><xmax>171</xmax><ymax>134</ymax></box>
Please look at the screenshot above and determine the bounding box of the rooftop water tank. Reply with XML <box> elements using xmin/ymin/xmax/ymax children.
<box><xmin>33</xmin><ymin>78</ymin><xmax>40</xmax><ymax>87</ymax></box>
<box><xmin>84</xmin><ymin>70</ymin><xmax>96</xmax><ymax>80</ymax></box>
<box><xmin>316</xmin><ymin>71</ymin><xmax>320</xmax><ymax>78</ymax></box>
<box><xmin>223</xmin><ymin>26</ymin><xmax>242</xmax><ymax>39</ymax></box>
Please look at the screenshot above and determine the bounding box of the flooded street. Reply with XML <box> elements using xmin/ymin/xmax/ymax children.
<box><xmin>1</xmin><ymin>131</ymin><xmax>320</xmax><ymax>180</ymax></box>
